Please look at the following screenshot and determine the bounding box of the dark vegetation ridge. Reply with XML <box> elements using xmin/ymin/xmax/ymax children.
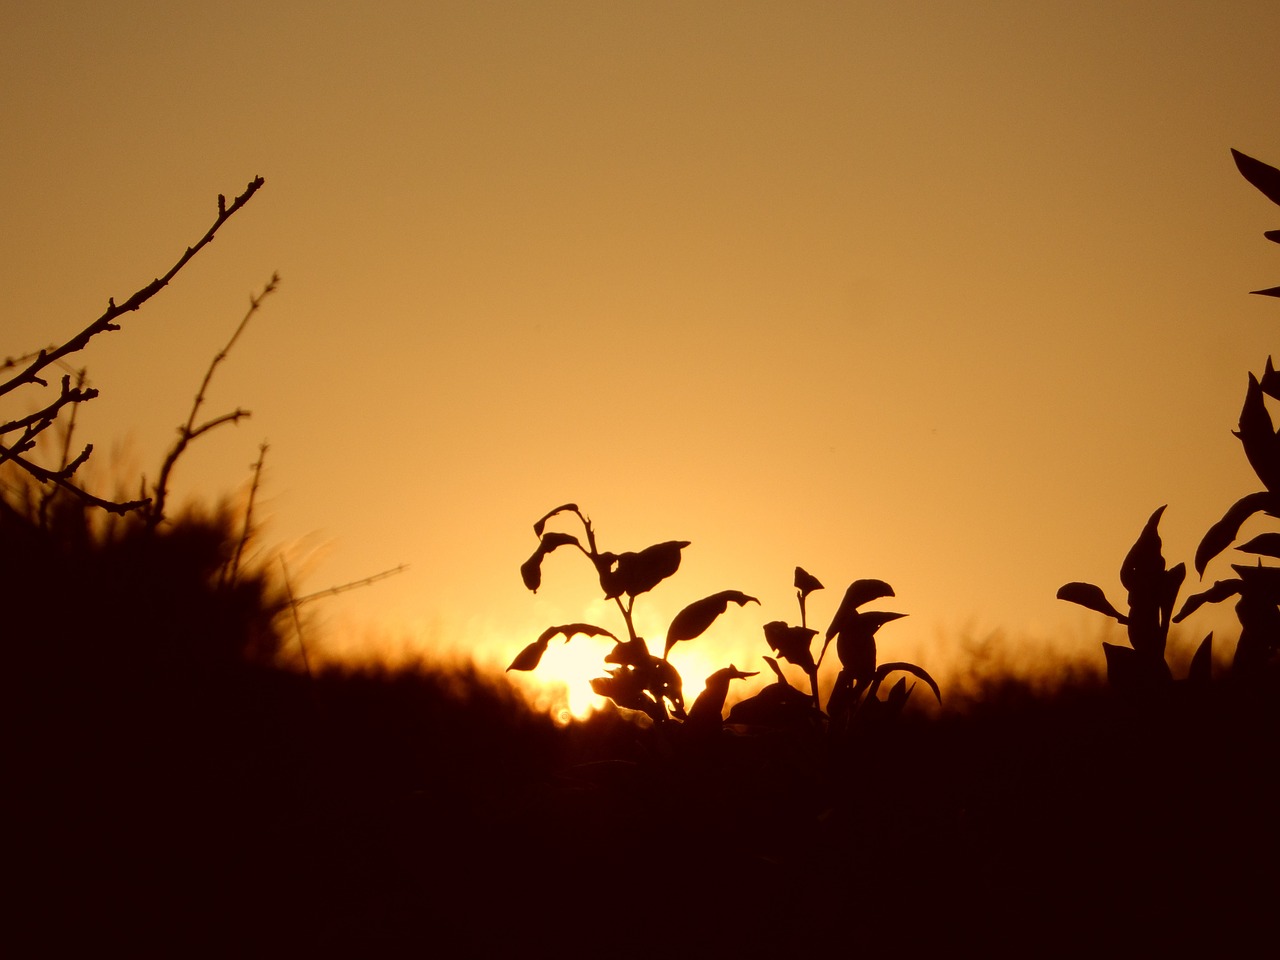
<box><xmin>6</xmin><ymin>156</ymin><xmax>1280</xmax><ymax>952</ymax></box>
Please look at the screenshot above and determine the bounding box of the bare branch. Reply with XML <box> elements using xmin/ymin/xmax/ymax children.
<box><xmin>0</xmin><ymin>374</ymin><xmax>98</xmax><ymax>435</ymax></box>
<box><xmin>0</xmin><ymin>443</ymin><xmax>147</xmax><ymax>514</ymax></box>
<box><xmin>0</xmin><ymin>176</ymin><xmax>266</xmax><ymax>401</ymax></box>
<box><xmin>224</xmin><ymin>442</ymin><xmax>269</xmax><ymax>587</ymax></box>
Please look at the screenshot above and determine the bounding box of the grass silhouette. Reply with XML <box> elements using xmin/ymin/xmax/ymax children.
<box><xmin>7</xmin><ymin>156</ymin><xmax>1280</xmax><ymax>952</ymax></box>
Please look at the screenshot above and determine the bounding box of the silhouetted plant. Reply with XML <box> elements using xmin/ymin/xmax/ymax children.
<box><xmin>1060</xmin><ymin>148</ymin><xmax>1280</xmax><ymax>683</ymax></box>
<box><xmin>1170</xmin><ymin>149</ymin><xmax>1280</xmax><ymax>675</ymax></box>
<box><xmin>730</xmin><ymin>566</ymin><xmax>941</xmax><ymax>732</ymax></box>
<box><xmin>1058</xmin><ymin>506</ymin><xmax>1211</xmax><ymax>690</ymax></box>
<box><xmin>509</xmin><ymin>505</ymin><xmax>940</xmax><ymax>730</ymax></box>
<box><xmin>508</xmin><ymin>503</ymin><xmax>757</xmax><ymax>722</ymax></box>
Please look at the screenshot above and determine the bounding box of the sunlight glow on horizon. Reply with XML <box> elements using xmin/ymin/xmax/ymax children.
<box><xmin>3</xmin><ymin>2</ymin><xmax>1279</xmax><ymax>692</ymax></box>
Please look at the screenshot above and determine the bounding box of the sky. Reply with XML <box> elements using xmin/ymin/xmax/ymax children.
<box><xmin>4</xmin><ymin>2</ymin><xmax>1280</xmax><ymax>708</ymax></box>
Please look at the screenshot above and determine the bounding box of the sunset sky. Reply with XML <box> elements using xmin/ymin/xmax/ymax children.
<box><xmin>5</xmin><ymin>2</ymin><xmax>1280</xmax><ymax>705</ymax></box>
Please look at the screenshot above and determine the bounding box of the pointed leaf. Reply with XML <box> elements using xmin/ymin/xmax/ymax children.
<box><xmin>793</xmin><ymin>566</ymin><xmax>824</xmax><ymax>598</ymax></box>
<box><xmin>520</xmin><ymin>531</ymin><xmax>581</xmax><ymax>592</ymax></box>
<box><xmin>664</xmin><ymin>590</ymin><xmax>759</xmax><ymax>656</ymax></box>
<box><xmin>1120</xmin><ymin>506</ymin><xmax>1167</xmax><ymax>595</ymax></box>
<box><xmin>1056</xmin><ymin>582</ymin><xmax>1128</xmax><ymax>624</ymax></box>
<box><xmin>1232</xmin><ymin>148</ymin><xmax>1280</xmax><ymax>208</ymax></box>
<box><xmin>1195</xmin><ymin>491</ymin><xmax>1276</xmax><ymax>574</ymax></box>
<box><xmin>1174</xmin><ymin>578</ymin><xmax>1244</xmax><ymax>621</ymax></box>
<box><xmin>1236</xmin><ymin>532</ymin><xmax>1280</xmax><ymax>559</ymax></box>
<box><xmin>1234</xmin><ymin>374</ymin><xmax>1280</xmax><ymax>492</ymax></box>
<box><xmin>1260</xmin><ymin>357</ymin><xmax>1280</xmax><ymax>400</ymax></box>
<box><xmin>1265</xmin><ymin>230</ymin><xmax>1280</xmax><ymax>244</ymax></box>
<box><xmin>1249</xmin><ymin>286</ymin><xmax>1280</xmax><ymax>298</ymax></box>
<box><xmin>532</xmin><ymin>503</ymin><xmax>581</xmax><ymax>538</ymax></box>
<box><xmin>1187</xmin><ymin>633</ymin><xmax>1213</xmax><ymax>686</ymax></box>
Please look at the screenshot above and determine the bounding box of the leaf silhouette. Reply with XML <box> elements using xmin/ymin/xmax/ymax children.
<box><xmin>597</xmin><ymin>540</ymin><xmax>690</xmax><ymax>599</ymax></box>
<box><xmin>794</xmin><ymin>566</ymin><xmax>824</xmax><ymax>598</ymax></box>
<box><xmin>825</xmin><ymin>579</ymin><xmax>895</xmax><ymax>640</ymax></box>
<box><xmin>664</xmin><ymin>590</ymin><xmax>758</xmax><ymax>657</ymax></box>
<box><xmin>1265</xmin><ymin>230</ymin><xmax>1280</xmax><ymax>244</ymax></box>
<box><xmin>1260</xmin><ymin>356</ymin><xmax>1280</xmax><ymax>400</ymax></box>
<box><xmin>869</xmin><ymin>661</ymin><xmax>941</xmax><ymax>705</ymax></box>
<box><xmin>1187</xmin><ymin>633</ymin><xmax>1213</xmax><ymax>686</ymax></box>
<box><xmin>1235</xmin><ymin>374</ymin><xmax>1280</xmax><ymax>493</ymax></box>
<box><xmin>835</xmin><ymin>610</ymin><xmax>907</xmax><ymax>683</ymax></box>
<box><xmin>1250</xmin><ymin>285</ymin><xmax>1280</xmax><ymax>298</ymax></box>
<box><xmin>1120</xmin><ymin>506</ymin><xmax>1167</xmax><ymax>596</ymax></box>
<box><xmin>1195</xmin><ymin>491</ymin><xmax>1277</xmax><ymax>575</ymax></box>
<box><xmin>1236</xmin><ymin>532</ymin><xmax>1280</xmax><ymax>559</ymax></box>
<box><xmin>1232</xmin><ymin>148</ymin><xmax>1280</xmax><ymax>208</ymax></box>
<box><xmin>505</xmin><ymin>622</ymin><xmax>617</xmax><ymax>672</ymax></box>
<box><xmin>725</xmin><ymin>660</ymin><xmax>813</xmax><ymax>727</ymax></box>
<box><xmin>520</xmin><ymin>531</ymin><xmax>581</xmax><ymax>592</ymax></box>
<box><xmin>1056</xmin><ymin>582</ymin><xmax>1129</xmax><ymax>624</ymax></box>
<box><xmin>533</xmin><ymin>503</ymin><xmax>581</xmax><ymax>538</ymax></box>
<box><xmin>762</xmin><ymin>620</ymin><xmax>818</xmax><ymax>672</ymax></box>
<box><xmin>686</xmin><ymin>664</ymin><xmax>757</xmax><ymax>728</ymax></box>
<box><xmin>1174</xmin><ymin>578</ymin><xmax>1243</xmax><ymax>621</ymax></box>
<box><xmin>506</xmin><ymin>640</ymin><xmax>548</xmax><ymax>672</ymax></box>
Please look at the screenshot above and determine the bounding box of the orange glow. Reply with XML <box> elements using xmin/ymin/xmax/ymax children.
<box><xmin>2</xmin><ymin>3</ymin><xmax>1278</xmax><ymax>689</ymax></box>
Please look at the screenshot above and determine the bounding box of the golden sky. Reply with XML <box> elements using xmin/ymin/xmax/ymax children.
<box><xmin>5</xmin><ymin>2</ymin><xmax>1280</xmax><ymax>696</ymax></box>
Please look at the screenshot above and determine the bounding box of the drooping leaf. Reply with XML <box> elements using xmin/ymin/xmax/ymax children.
<box><xmin>1173</xmin><ymin>578</ymin><xmax>1244</xmax><ymax>622</ymax></box>
<box><xmin>1195</xmin><ymin>491</ymin><xmax>1277</xmax><ymax>575</ymax></box>
<box><xmin>507</xmin><ymin>623</ymin><xmax>618</xmax><ymax>672</ymax></box>
<box><xmin>1234</xmin><ymin>374</ymin><xmax>1280</xmax><ymax>493</ymax></box>
<box><xmin>794</xmin><ymin>566</ymin><xmax>824</xmax><ymax>598</ymax></box>
<box><xmin>1056</xmin><ymin>582</ymin><xmax>1129</xmax><ymax>624</ymax></box>
<box><xmin>519</xmin><ymin>531</ymin><xmax>582</xmax><ymax>592</ymax></box>
<box><xmin>664</xmin><ymin>590</ymin><xmax>759</xmax><ymax>657</ymax></box>
<box><xmin>1187</xmin><ymin>633</ymin><xmax>1213</xmax><ymax>686</ymax></box>
<box><xmin>1232</xmin><ymin>148</ymin><xmax>1280</xmax><ymax>208</ymax></box>
<box><xmin>869</xmin><ymin>661</ymin><xmax>941</xmax><ymax>705</ymax></box>
<box><xmin>686</xmin><ymin>664</ymin><xmax>758</xmax><ymax>728</ymax></box>
<box><xmin>762</xmin><ymin>620</ymin><xmax>818</xmax><ymax>673</ymax></box>
<box><xmin>506</xmin><ymin>639</ymin><xmax>549</xmax><ymax>672</ymax></box>
<box><xmin>533</xmin><ymin>503</ymin><xmax>581</xmax><ymax>538</ymax></box>
<box><xmin>598</xmin><ymin>540</ymin><xmax>690</xmax><ymax>599</ymax></box>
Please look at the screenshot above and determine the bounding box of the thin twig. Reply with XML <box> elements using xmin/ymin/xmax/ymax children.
<box><xmin>279</xmin><ymin>556</ymin><xmax>313</xmax><ymax>681</ymax></box>
<box><xmin>224</xmin><ymin>442</ymin><xmax>269</xmax><ymax>587</ymax></box>
<box><xmin>290</xmin><ymin>564</ymin><xmax>409</xmax><ymax>607</ymax></box>
<box><xmin>0</xmin><ymin>177</ymin><xmax>266</xmax><ymax>400</ymax></box>
<box><xmin>148</xmin><ymin>272</ymin><xmax>279</xmax><ymax>528</ymax></box>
